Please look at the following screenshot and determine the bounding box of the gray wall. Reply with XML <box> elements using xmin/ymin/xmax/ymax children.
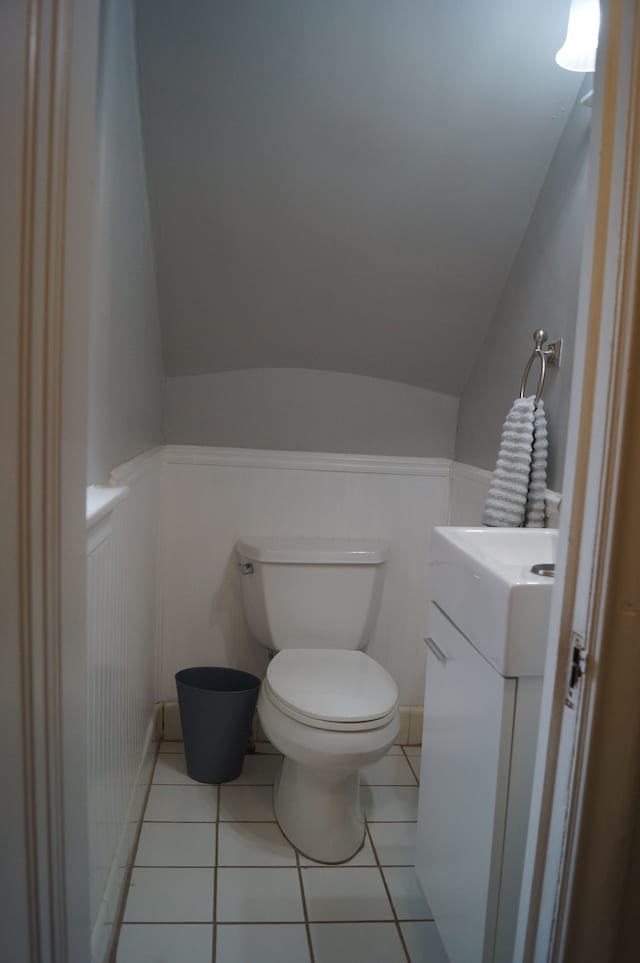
<box><xmin>135</xmin><ymin>0</ymin><xmax>581</xmax><ymax>397</ymax></box>
<box><xmin>455</xmin><ymin>85</ymin><xmax>592</xmax><ymax>491</ymax></box>
<box><xmin>87</xmin><ymin>0</ymin><xmax>163</xmax><ymax>484</ymax></box>
<box><xmin>164</xmin><ymin>368</ymin><xmax>458</xmax><ymax>457</ymax></box>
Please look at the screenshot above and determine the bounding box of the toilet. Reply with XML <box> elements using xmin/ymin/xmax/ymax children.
<box><xmin>236</xmin><ymin>536</ymin><xmax>399</xmax><ymax>863</ymax></box>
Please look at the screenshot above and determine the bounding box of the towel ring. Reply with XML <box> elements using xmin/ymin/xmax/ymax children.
<box><xmin>519</xmin><ymin>330</ymin><xmax>563</xmax><ymax>405</ymax></box>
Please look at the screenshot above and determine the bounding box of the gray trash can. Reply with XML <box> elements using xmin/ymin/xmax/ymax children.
<box><xmin>175</xmin><ymin>666</ymin><xmax>261</xmax><ymax>784</ymax></box>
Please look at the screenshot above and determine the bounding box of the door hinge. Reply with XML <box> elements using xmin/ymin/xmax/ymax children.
<box><xmin>565</xmin><ymin>632</ymin><xmax>587</xmax><ymax>709</ymax></box>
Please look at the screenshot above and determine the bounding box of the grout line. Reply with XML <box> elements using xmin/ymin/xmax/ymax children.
<box><xmin>151</xmin><ymin>782</ymin><xmax>278</xmax><ymax>788</ymax></box>
<box><xmin>120</xmin><ymin>917</ymin><xmax>430</xmax><ymax>925</ymax></box>
<box><xmin>151</xmin><ymin>780</ymin><xmax>419</xmax><ymax>787</ymax></box>
<box><xmin>139</xmin><ymin>818</ymin><xmax>418</xmax><ymax>825</ymax></box>
<box><xmin>294</xmin><ymin>821</ymin><xmax>316</xmax><ymax>962</ymax></box>
<box><xmin>367</xmin><ymin>819</ymin><xmax>413</xmax><ymax>963</ymax></box>
<box><xmin>212</xmin><ymin>786</ymin><xmax>220</xmax><ymax>963</ymax></box>
<box><xmin>407</xmin><ymin>759</ymin><xmax>420</xmax><ymax>784</ymax></box>
<box><xmin>121</xmin><ymin>919</ymin><xmax>215</xmax><ymax>926</ymax></box>
<box><xmin>134</xmin><ymin>863</ymin><xmax>414</xmax><ymax>870</ymax></box>
<box><xmin>400</xmin><ymin>745</ymin><xmax>420</xmax><ymax>785</ymax></box>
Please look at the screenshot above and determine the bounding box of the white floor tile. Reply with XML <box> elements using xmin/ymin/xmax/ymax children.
<box><xmin>383</xmin><ymin>868</ymin><xmax>433</xmax><ymax>920</ymax></box>
<box><xmin>362</xmin><ymin>755</ymin><xmax>417</xmax><ymax>786</ymax></box>
<box><xmin>152</xmin><ymin>755</ymin><xmax>198</xmax><ymax>785</ymax></box>
<box><xmin>144</xmin><ymin>785</ymin><xmax>218</xmax><ymax>822</ymax></box>
<box><xmin>135</xmin><ymin>822</ymin><xmax>215</xmax><ymax>867</ymax></box>
<box><xmin>123</xmin><ymin>867</ymin><xmax>214</xmax><ymax>922</ymax></box>
<box><xmin>116</xmin><ymin>924</ymin><xmax>212</xmax><ymax>963</ymax></box>
<box><xmin>368</xmin><ymin>822</ymin><xmax>417</xmax><ymax>866</ymax></box>
<box><xmin>362</xmin><ymin>786</ymin><xmax>419</xmax><ymax>822</ymax></box>
<box><xmin>407</xmin><ymin>755</ymin><xmax>421</xmax><ymax>782</ymax></box>
<box><xmin>216</xmin><ymin>923</ymin><xmax>311</xmax><ymax>963</ymax></box>
<box><xmin>229</xmin><ymin>754</ymin><xmax>282</xmax><ymax>785</ymax></box>
<box><xmin>387</xmin><ymin>745</ymin><xmax>404</xmax><ymax>754</ymax></box>
<box><xmin>302</xmin><ymin>868</ymin><xmax>393</xmax><ymax>922</ymax></box>
<box><xmin>403</xmin><ymin>746</ymin><xmax>422</xmax><ymax>757</ymax></box>
<box><xmin>310</xmin><ymin>922</ymin><xmax>406</xmax><ymax>963</ymax></box>
<box><xmin>299</xmin><ymin>832</ymin><xmax>376</xmax><ymax>867</ymax></box>
<box><xmin>216</xmin><ymin>867</ymin><xmax>304</xmax><ymax>922</ymax></box>
<box><xmin>401</xmin><ymin>921</ymin><xmax>450</xmax><ymax>963</ymax></box>
<box><xmin>218</xmin><ymin>822</ymin><xmax>296</xmax><ymax>866</ymax></box>
<box><xmin>158</xmin><ymin>741</ymin><xmax>184</xmax><ymax>754</ymax></box>
<box><xmin>219</xmin><ymin>785</ymin><xmax>275</xmax><ymax>821</ymax></box>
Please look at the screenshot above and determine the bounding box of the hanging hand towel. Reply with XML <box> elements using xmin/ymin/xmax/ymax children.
<box><xmin>483</xmin><ymin>396</ymin><xmax>542</xmax><ymax>527</ymax></box>
<box><xmin>525</xmin><ymin>399</ymin><xmax>548</xmax><ymax>528</ymax></box>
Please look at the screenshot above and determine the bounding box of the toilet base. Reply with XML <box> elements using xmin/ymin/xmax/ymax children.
<box><xmin>275</xmin><ymin>757</ymin><xmax>365</xmax><ymax>863</ymax></box>
<box><xmin>257</xmin><ymin>685</ymin><xmax>399</xmax><ymax>863</ymax></box>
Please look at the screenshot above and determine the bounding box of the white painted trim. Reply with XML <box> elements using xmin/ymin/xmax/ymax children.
<box><xmin>109</xmin><ymin>445</ymin><xmax>164</xmax><ymax>486</ymax></box>
<box><xmin>450</xmin><ymin>461</ymin><xmax>493</xmax><ymax>485</ymax></box>
<box><xmin>162</xmin><ymin>699</ymin><xmax>422</xmax><ymax>746</ymax></box>
<box><xmin>90</xmin><ymin>706</ymin><xmax>160</xmax><ymax>963</ymax></box>
<box><xmin>1</xmin><ymin>2</ymin><xmax>99</xmax><ymax>959</ymax></box>
<box><xmin>515</xmin><ymin>3</ymin><xmax>640</xmax><ymax>959</ymax></box>
<box><xmin>110</xmin><ymin>446</ymin><xmax>563</xmax><ymax>502</ymax></box>
<box><xmin>164</xmin><ymin>444</ymin><xmax>451</xmax><ymax>477</ymax></box>
<box><xmin>87</xmin><ymin>445</ymin><xmax>164</xmax><ymax>529</ymax></box>
<box><xmin>86</xmin><ymin>484</ymin><xmax>128</xmax><ymax>529</ymax></box>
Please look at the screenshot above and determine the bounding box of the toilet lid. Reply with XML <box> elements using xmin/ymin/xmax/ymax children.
<box><xmin>266</xmin><ymin>650</ymin><xmax>398</xmax><ymax>725</ymax></box>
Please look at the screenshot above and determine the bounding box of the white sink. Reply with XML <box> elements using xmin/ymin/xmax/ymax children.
<box><xmin>429</xmin><ymin>527</ymin><xmax>557</xmax><ymax>676</ymax></box>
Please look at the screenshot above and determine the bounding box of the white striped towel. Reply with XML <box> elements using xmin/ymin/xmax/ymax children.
<box><xmin>483</xmin><ymin>396</ymin><xmax>548</xmax><ymax>528</ymax></box>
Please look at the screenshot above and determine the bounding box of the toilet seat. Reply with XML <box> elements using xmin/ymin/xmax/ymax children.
<box><xmin>265</xmin><ymin>649</ymin><xmax>398</xmax><ymax>732</ymax></box>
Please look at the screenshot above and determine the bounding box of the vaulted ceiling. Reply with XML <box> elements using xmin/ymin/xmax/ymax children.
<box><xmin>135</xmin><ymin>0</ymin><xmax>582</xmax><ymax>396</ymax></box>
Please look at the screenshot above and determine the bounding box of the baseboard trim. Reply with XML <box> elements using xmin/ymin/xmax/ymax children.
<box><xmin>91</xmin><ymin>705</ymin><xmax>160</xmax><ymax>963</ymax></box>
<box><xmin>161</xmin><ymin>700</ymin><xmax>424</xmax><ymax>747</ymax></box>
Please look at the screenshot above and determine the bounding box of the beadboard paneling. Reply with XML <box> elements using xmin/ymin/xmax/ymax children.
<box><xmin>450</xmin><ymin>462</ymin><xmax>562</xmax><ymax>528</ymax></box>
<box><xmin>86</xmin><ymin>450</ymin><xmax>161</xmax><ymax>961</ymax></box>
<box><xmin>449</xmin><ymin>462</ymin><xmax>493</xmax><ymax>525</ymax></box>
<box><xmin>158</xmin><ymin>448</ymin><xmax>450</xmax><ymax>705</ymax></box>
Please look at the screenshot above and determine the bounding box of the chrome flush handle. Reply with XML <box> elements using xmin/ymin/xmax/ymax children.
<box><xmin>238</xmin><ymin>562</ymin><xmax>254</xmax><ymax>575</ymax></box>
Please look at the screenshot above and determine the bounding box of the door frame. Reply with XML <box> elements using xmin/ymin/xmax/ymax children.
<box><xmin>0</xmin><ymin>1</ymin><xmax>99</xmax><ymax>961</ymax></box>
<box><xmin>3</xmin><ymin>0</ymin><xmax>639</xmax><ymax>961</ymax></box>
<box><xmin>514</xmin><ymin>1</ymin><xmax>640</xmax><ymax>959</ymax></box>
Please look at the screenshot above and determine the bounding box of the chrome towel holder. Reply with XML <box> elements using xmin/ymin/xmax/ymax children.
<box><xmin>519</xmin><ymin>329</ymin><xmax>563</xmax><ymax>405</ymax></box>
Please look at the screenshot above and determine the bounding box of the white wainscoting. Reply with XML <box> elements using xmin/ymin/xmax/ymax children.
<box><xmin>85</xmin><ymin>448</ymin><xmax>162</xmax><ymax>963</ymax></box>
<box><xmin>158</xmin><ymin>447</ymin><xmax>451</xmax><ymax>706</ymax></box>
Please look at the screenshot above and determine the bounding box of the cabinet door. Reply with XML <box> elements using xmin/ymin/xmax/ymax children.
<box><xmin>416</xmin><ymin>604</ymin><xmax>515</xmax><ymax>963</ymax></box>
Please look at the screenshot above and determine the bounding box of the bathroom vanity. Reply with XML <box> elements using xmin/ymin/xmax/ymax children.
<box><xmin>415</xmin><ymin>527</ymin><xmax>557</xmax><ymax>963</ymax></box>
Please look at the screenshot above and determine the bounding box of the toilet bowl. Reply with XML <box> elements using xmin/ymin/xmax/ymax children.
<box><xmin>258</xmin><ymin>649</ymin><xmax>399</xmax><ymax>863</ymax></box>
<box><xmin>236</xmin><ymin>535</ymin><xmax>398</xmax><ymax>863</ymax></box>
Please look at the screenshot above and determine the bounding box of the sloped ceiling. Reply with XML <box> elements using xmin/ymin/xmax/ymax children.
<box><xmin>135</xmin><ymin>0</ymin><xmax>582</xmax><ymax>395</ymax></box>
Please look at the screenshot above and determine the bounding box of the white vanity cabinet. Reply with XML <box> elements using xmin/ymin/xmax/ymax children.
<box><xmin>416</xmin><ymin>603</ymin><xmax>543</xmax><ymax>963</ymax></box>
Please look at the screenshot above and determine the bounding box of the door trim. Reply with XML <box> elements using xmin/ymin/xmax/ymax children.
<box><xmin>514</xmin><ymin>1</ymin><xmax>640</xmax><ymax>959</ymax></box>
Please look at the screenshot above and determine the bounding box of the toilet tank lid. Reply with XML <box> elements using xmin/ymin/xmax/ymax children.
<box><xmin>236</xmin><ymin>536</ymin><xmax>389</xmax><ymax>564</ymax></box>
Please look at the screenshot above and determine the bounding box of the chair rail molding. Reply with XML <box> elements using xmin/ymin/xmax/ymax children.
<box><xmin>163</xmin><ymin>444</ymin><xmax>451</xmax><ymax>477</ymax></box>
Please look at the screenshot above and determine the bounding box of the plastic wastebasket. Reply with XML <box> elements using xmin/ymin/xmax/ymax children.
<box><xmin>175</xmin><ymin>666</ymin><xmax>261</xmax><ymax>783</ymax></box>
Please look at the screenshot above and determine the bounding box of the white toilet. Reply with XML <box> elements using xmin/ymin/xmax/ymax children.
<box><xmin>236</xmin><ymin>536</ymin><xmax>399</xmax><ymax>863</ymax></box>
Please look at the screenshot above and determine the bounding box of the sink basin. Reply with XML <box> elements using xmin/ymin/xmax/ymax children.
<box><xmin>429</xmin><ymin>527</ymin><xmax>558</xmax><ymax>676</ymax></box>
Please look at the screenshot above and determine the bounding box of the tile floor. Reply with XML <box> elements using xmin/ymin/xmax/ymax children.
<box><xmin>115</xmin><ymin>742</ymin><xmax>448</xmax><ymax>963</ymax></box>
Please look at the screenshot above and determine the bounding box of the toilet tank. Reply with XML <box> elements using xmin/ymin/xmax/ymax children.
<box><xmin>236</xmin><ymin>537</ymin><xmax>389</xmax><ymax>651</ymax></box>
